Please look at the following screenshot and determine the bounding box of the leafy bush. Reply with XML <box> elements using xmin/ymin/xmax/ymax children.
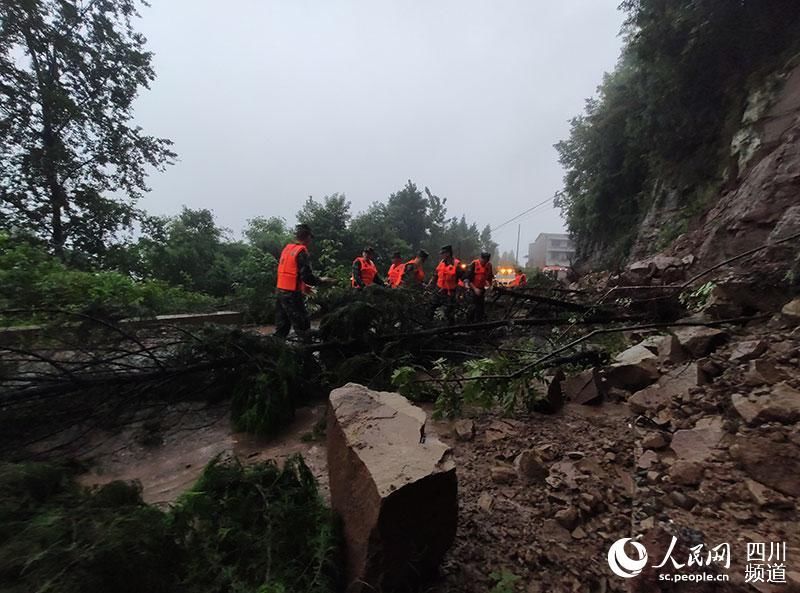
<box><xmin>0</xmin><ymin>234</ymin><xmax>216</xmax><ymax>325</ymax></box>
<box><xmin>0</xmin><ymin>457</ymin><xmax>341</xmax><ymax>593</ymax></box>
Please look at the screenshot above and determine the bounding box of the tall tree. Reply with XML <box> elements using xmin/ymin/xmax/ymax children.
<box><xmin>296</xmin><ymin>193</ymin><xmax>354</xmax><ymax>262</ymax></box>
<box><xmin>480</xmin><ymin>224</ymin><xmax>498</xmax><ymax>259</ymax></box>
<box><xmin>0</xmin><ymin>0</ymin><xmax>174</xmax><ymax>259</ymax></box>
<box><xmin>384</xmin><ymin>180</ymin><xmax>431</xmax><ymax>251</ymax></box>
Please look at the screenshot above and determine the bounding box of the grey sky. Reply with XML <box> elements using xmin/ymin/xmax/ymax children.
<box><xmin>134</xmin><ymin>0</ymin><xmax>625</xmax><ymax>256</ymax></box>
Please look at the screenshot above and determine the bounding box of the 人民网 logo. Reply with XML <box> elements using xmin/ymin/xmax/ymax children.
<box><xmin>608</xmin><ymin>538</ymin><xmax>648</xmax><ymax>579</ymax></box>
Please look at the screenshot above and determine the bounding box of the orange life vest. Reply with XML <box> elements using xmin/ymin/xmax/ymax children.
<box><xmin>404</xmin><ymin>258</ymin><xmax>425</xmax><ymax>285</ymax></box>
<box><xmin>351</xmin><ymin>256</ymin><xmax>378</xmax><ymax>287</ymax></box>
<box><xmin>387</xmin><ymin>262</ymin><xmax>403</xmax><ymax>288</ymax></box>
<box><xmin>276</xmin><ymin>243</ymin><xmax>308</xmax><ymax>292</ymax></box>
<box><xmin>436</xmin><ymin>258</ymin><xmax>461</xmax><ymax>292</ymax></box>
<box><xmin>510</xmin><ymin>273</ymin><xmax>527</xmax><ymax>287</ymax></box>
<box><xmin>471</xmin><ymin>259</ymin><xmax>492</xmax><ymax>289</ymax></box>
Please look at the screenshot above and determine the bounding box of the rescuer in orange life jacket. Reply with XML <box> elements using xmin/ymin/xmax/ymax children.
<box><xmin>274</xmin><ymin>224</ymin><xmax>333</xmax><ymax>342</ymax></box>
<box><xmin>386</xmin><ymin>252</ymin><xmax>404</xmax><ymax>288</ymax></box>
<box><xmin>351</xmin><ymin>247</ymin><xmax>385</xmax><ymax>288</ymax></box>
<box><xmin>510</xmin><ymin>268</ymin><xmax>527</xmax><ymax>288</ymax></box>
<box><xmin>428</xmin><ymin>244</ymin><xmax>464</xmax><ymax>324</ymax></box>
<box><xmin>464</xmin><ymin>251</ymin><xmax>494</xmax><ymax>322</ymax></box>
<box><xmin>401</xmin><ymin>249</ymin><xmax>429</xmax><ymax>288</ymax></box>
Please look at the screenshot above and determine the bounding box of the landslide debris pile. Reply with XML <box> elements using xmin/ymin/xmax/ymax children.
<box><xmin>0</xmin><ymin>456</ymin><xmax>340</xmax><ymax>593</ymax></box>
<box><xmin>429</xmin><ymin>298</ymin><xmax>800</xmax><ymax>593</ymax></box>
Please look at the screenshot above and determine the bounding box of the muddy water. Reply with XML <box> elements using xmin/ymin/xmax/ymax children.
<box><xmin>78</xmin><ymin>402</ymin><xmax>329</xmax><ymax>506</ymax></box>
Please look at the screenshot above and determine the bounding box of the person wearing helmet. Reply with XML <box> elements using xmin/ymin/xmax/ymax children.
<box><xmin>464</xmin><ymin>251</ymin><xmax>494</xmax><ymax>321</ymax></box>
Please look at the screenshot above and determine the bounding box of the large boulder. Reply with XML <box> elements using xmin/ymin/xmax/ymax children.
<box><xmin>671</xmin><ymin>326</ymin><xmax>728</xmax><ymax>358</ymax></box>
<box><xmin>731</xmin><ymin>382</ymin><xmax>800</xmax><ymax>425</ymax></box>
<box><xmin>730</xmin><ymin>436</ymin><xmax>800</xmax><ymax>497</ymax></box>
<box><xmin>628</xmin><ymin>363</ymin><xmax>699</xmax><ymax>415</ymax></box>
<box><xmin>327</xmin><ymin>384</ymin><xmax>457</xmax><ymax>592</ymax></box>
<box><xmin>670</xmin><ymin>417</ymin><xmax>726</xmax><ymax>463</ymax></box>
<box><xmin>560</xmin><ymin>368</ymin><xmax>604</xmax><ymax>405</ymax></box>
<box><xmin>604</xmin><ymin>343</ymin><xmax>660</xmax><ymax>391</ymax></box>
<box><xmin>782</xmin><ymin>297</ymin><xmax>800</xmax><ymax>320</ymax></box>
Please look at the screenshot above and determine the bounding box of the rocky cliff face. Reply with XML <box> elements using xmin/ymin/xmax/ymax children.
<box><xmin>628</xmin><ymin>58</ymin><xmax>800</xmax><ymax>285</ymax></box>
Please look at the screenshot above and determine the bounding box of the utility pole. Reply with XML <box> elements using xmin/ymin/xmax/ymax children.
<box><xmin>515</xmin><ymin>224</ymin><xmax>521</xmax><ymax>267</ymax></box>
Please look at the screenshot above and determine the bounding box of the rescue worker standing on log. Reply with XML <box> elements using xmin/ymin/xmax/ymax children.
<box><xmin>387</xmin><ymin>252</ymin><xmax>404</xmax><ymax>288</ymax></box>
<box><xmin>429</xmin><ymin>245</ymin><xmax>464</xmax><ymax>324</ymax></box>
<box><xmin>274</xmin><ymin>224</ymin><xmax>331</xmax><ymax>342</ymax></box>
<box><xmin>352</xmin><ymin>247</ymin><xmax>385</xmax><ymax>288</ymax></box>
<box><xmin>464</xmin><ymin>251</ymin><xmax>494</xmax><ymax>322</ymax></box>
<box><xmin>401</xmin><ymin>249</ymin><xmax>429</xmax><ymax>288</ymax></box>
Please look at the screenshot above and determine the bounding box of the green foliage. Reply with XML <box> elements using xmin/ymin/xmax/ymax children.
<box><xmin>679</xmin><ymin>281</ymin><xmax>716</xmax><ymax>312</ymax></box>
<box><xmin>0</xmin><ymin>0</ymin><xmax>175</xmax><ymax>258</ymax></box>
<box><xmin>556</xmin><ymin>0</ymin><xmax>800</xmax><ymax>260</ymax></box>
<box><xmin>173</xmin><ymin>328</ymin><xmax>319</xmax><ymax>438</ymax></box>
<box><xmin>0</xmin><ymin>233</ymin><xmax>216</xmax><ymax>325</ymax></box>
<box><xmin>230</xmin><ymin>248</ymin><xmax>279</xmax><ymax>323</ymax></box>
<box><xmin>0</xmin><ymin>458</ymin><xmax>340</xmax><ymax>593</ymax></box>
<box><xmin>171</xmin><ymin>456</ymin><xmax>340</xmax><ymax>593</ymax></box>
<box><xmin>0</xmin><ymin>462</ymin><xmax>181</xmax><ymax>593</ymax></box>
<box><xmin>244</xmin><ymin>216</ymin><xmax>292</xmax><ymax>259</ymax></box>
<box><xmin>131</xmin><ymin>208</ymin><xmax>247</xmax><ymax>297</ymax></box>
<box><xmin>392</xmin><ymin>355</ymin><xmax>548</xmax><ymax>420</ymax></box>
<box><xmin>489</xmin><ymin>569</ymin><xmax>521</xmax><ymax>593</ymax></box>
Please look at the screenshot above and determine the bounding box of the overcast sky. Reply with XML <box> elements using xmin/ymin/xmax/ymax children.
<box><xmin>134</xmin><ymin>0</ymin><xmax>625</xmax><ymax>256</ymax></box>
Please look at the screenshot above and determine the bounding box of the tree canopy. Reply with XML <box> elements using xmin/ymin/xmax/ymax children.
<box><xmin>0</xmin><ymin>0</ymin><xmax>174</xmax><ymax>259</ymax></box>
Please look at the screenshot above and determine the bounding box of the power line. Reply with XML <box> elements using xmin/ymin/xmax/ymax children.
<box><xmin>490</xmin><ymin>196</ymin><xmax>553</xmax><ymax>233</ymax></box>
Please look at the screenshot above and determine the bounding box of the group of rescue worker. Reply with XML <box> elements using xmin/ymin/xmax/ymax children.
<box><xmin>275</xmin><ymin>223</ymin><xmax>528</xmax><ymax>341</ymax></box>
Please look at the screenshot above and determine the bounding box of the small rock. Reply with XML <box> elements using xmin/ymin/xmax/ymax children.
<box><xmin>514</xmin><ymin>450</ymin><xmax>549</xmax><ymax>484</ymax></box>
<box><xmin>669</xmin><ymin>491</ymin><xmax>694</xmax><ymax>509</ymax></box>
<box><xmin>555</xmin><ymin>507</ymin><xmax>580</xmax><ymax>530</ymax></box>
<box><xmin>535</xmin><ymin>443</ymin><xmax>559</xmax><ymax>462</ymax></box>
<box><xmin>477</xmin><ymin>492</ymin><xmax>494</xmax><ymax>512</ymax></box>
<box><xmin>565</xmin><ymin>451</ymin><xmax>585</xmax><ymax>460</ymax></box>
<box><xmin>637</xmin><ymin>450</ymin><xmax>659</xmax><ymax>469</ymax></box>
<box><xmin>491</xmin><ymin>466</ymin><xmax>517</xmax><ymax>485</ymax></box>
<box><xmin>669</xmin><ymin>461</ymin><xmax>704</xmax><ymax>486</ymax></box>
<box><xmin>453</xmin><ymin>419</ymin><xmax>475</xmax><ymax>441</ymax></box>
<box><xmin>641</xmin><ymin>432</ymin><xmax>669</xmax><ymax>450</ymax></box>
<box><xmin>729</xmin><ymin>339</ymin><xmax>768</xmax><ymax>363</ymax></box>
<box><xmin>571</xmin><ymin>526</ymin><xmax>587</xmax><ymax>539</ymax></box>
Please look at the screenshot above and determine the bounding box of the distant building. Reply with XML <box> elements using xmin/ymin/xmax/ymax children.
<box><xmin>527</xmin><ymin>233</ymin><xmax>575</xmax><ymax>269</ymax></box>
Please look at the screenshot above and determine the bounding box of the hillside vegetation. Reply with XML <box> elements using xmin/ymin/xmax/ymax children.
<box><xmin>555</xmin><ymin>0</ymin><xmax>800</xmax><ymax>265</ymax></box>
